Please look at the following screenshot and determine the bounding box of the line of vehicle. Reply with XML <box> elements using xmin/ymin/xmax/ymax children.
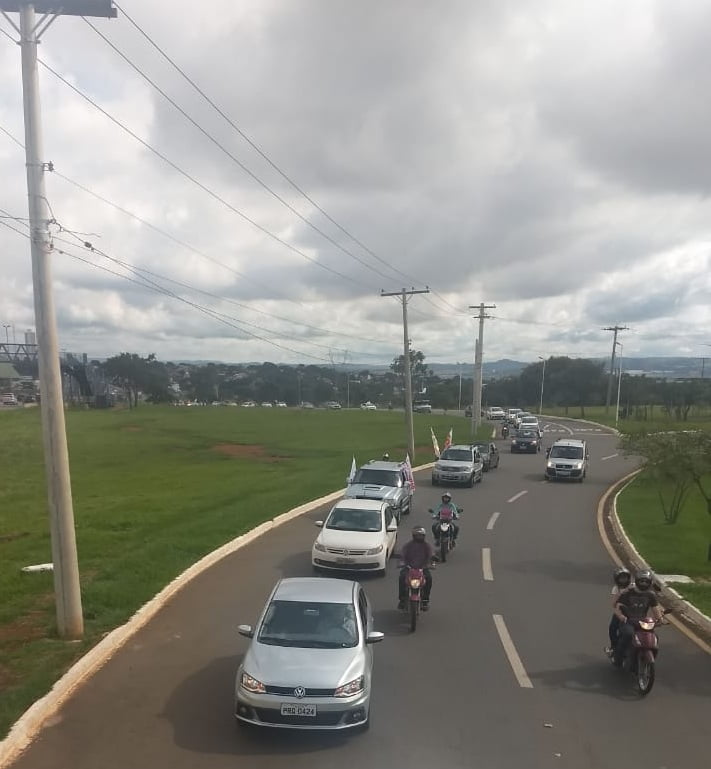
<box><xmin>492</xmin><ymin>615</ymin><xmax>534</xmax><ymax>688</ymax></box>
<box><xmin>486</xmin><ymin>512</ymin><xmax>500</xmax><ymax>531</ymax></box>
<box><xmin>482</xmin><ymin>548</ymin><xmax>494</xmax><ymax>581</ymax></box>
<box><xmin>507</xmin><ymin>490</ymin><xmax>528</xmax><ymax>503</ymax></box>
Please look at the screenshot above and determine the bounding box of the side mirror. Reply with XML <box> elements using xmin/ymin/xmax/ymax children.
<box><xmin>237</xmin><ymin>624</ymin><xmax>254</xmax><ymax>639</ymax></box>
<box><xmin>427</xmin><ymin>508</ymin><xmax>434</xmax><ymax>514</ymax></box>
<box><xmin>386</xmin><ymin>522</ymin><xmax>398</xmax><ymax>532</ymax></box>
<box><xmin>545</xmin><ymin>448</ymin><xmax>551</xmax><ymax>458</ymax></box>
<box><xmin>315</xmin><ymin>520</ymin><xmax>324</xmax><ymax>527</ymax></box>
<box><xmin>366</xmin><ymin>631</ymin><xmax>385</xmax><ymax>644</ymax></box>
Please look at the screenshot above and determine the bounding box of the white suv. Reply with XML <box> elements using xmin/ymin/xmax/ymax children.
<box><xmin>486</xmin><ymin>406</ymin><xmax>505</xmax><ymax>420</ymax></box>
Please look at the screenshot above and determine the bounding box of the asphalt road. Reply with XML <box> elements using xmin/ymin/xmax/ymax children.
<box><xmin>10</xmin><ymin>418</ymin><xmax>711</xmax><ymax>769</ymax></box>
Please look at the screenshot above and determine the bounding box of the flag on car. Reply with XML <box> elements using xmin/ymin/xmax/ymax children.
<box><xmin>443</xmin><ymin>428</ymin><xmax>453</xmax><ymax>451</ymax></box>
<box><xmin>430</xmin><ymin>426</ymin><xmax>440</xmax><ymax>458</ymax></box>
<box><xmin>347</xmin><ymin>455</ymin><xmax>357</xmax><ymax>484</ymax></box>
<box><xmin>404</xmin><ymin>454</ymin><xmax>416</xmax><ymax>490</ymax></box>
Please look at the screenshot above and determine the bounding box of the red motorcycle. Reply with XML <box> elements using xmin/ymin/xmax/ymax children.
<box><xmin>609</xmin><ymin>610</ymin><xmax>671</xmax><ymax>695</ymax></box>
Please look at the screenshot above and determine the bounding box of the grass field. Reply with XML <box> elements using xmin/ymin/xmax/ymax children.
<box><xmin>542</xmin><ymin>405</ymin><xmax>711</xmax><ymax>434</ymax></box>
<box><xmin>0</xmin><ymin>405</ymin><xmax>485</xmax><ymax>737</ymax></box>
<box><xmin>617</xmin><ymin>473</ymin><xmax>711</xmax><ymax>617</ymax></box>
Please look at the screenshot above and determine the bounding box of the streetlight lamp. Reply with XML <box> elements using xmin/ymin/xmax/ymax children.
<box><xmin>538</xmin><ymin>356</ymin><xmax>546</xmax><ymax>415</ymax></box>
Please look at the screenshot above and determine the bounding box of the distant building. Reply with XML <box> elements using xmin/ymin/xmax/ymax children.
<box><xmin>24</xmin><ymin>329</ymin><xmax>36</xmax><ymax>346</ymax></box>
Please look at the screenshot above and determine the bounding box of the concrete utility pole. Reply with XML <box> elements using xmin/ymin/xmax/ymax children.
<box><xmin>469</xmin><ymin>303</ymin><xmax>496</xmax><ymax>439</ymax></box>
<box><xmin>1</xmin><ymin>0</ymin><xmax>118</xmax><ymax>639</ymax></box>
<box><xmin>381</xmin><ymin>288</ymin><xmax>430</xmax><ymax>461</ymax></box>
<box><xmin>603</xmin><ymin>325</ymin><xmax>628</xmax><ymax>414</ymax></box>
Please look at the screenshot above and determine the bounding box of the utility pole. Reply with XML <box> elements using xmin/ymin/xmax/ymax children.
<box><xmin>603</xmin><ymin>325</ymin><xmax>628</xmax><ymax>414</ymax></box>
<box><xmin>381</xmin><ymin>288</ymin><xmax>430</xmax><ymax>461</ymax></box>
<box><xmin>1</xmin><ymin>0</ymin><xmax>118</xmax><ymax>639</ymax></box>
<box><xmin>469</xmin><ymin>303</ymin><xmax>496</xmax><ymax>439</ymax></box>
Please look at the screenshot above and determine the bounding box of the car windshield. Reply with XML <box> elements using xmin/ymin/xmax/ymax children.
<box><xmin>326</xmin><ymin>507</ymin><xmax>382</xmax><ymax>532</ymax></box>
<box><xmin>440</xmin><ymin>448</ymin><xmax>472</xmax><ymax>461</ymax></box>
<box><xmin>550</xmin><ymin>446</ymin><xmax>584</xmax><ymax>459</ymax></box>
<box><xmin>521</xmin><ymin>418</ymin><xmax>537</xmax><ymax>424</ymax></box>
<box><xmin>258</xmin><ymin>600</ymin><xmax>358</xmax><ymax>648</ymax></box>
<box><xmin>353</xmin><ymin>469</ymin><xmax>400</xmax><ymax>486</ymax></box>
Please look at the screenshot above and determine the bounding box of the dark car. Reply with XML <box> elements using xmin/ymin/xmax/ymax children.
<box><xmin>510</xmin><ymin>429</ymin><xmax>541</xmax><ymax>454</ymax></box>
<box><xmin>473</xmin><ymin>441</ymin><xmax>500</xmax><ymax>471</ymax></box>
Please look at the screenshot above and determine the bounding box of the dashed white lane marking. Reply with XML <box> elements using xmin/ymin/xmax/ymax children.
<box><xmin>493</xmin><ymin>615</ymin><xmax>534</xmax><ymax>689</ymax></box>
<box><xmin>482</xmin><ymin>548</ymin><xmax>494</xmax><ymax>581</ymax></box>
<box><xmin>507</xmin><ymin>490</ymin><xmax>528</xmax><ymax>503</ymax></box>
<box><xmin>601</xmin><ymin>453</ymin><xmax>619</xmax><ymax>461</ymax></box>
<box><xmin>486</xmin><ymin>512</ymin><xmax>500</xmax><ymax>530</ymax></box>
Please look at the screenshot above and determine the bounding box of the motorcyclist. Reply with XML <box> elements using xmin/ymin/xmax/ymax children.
<box><xmin>501</xmin><ymin>423</ymin><xmax>509</xmax><ymax>439</ymax></box>
<box><xmin>431</xmin><ymin>492</ymin><xmax>460</xmax><ymax>544</ymax></box>
<box><xmin>398</xmin><ymin>526</ymin><xmax>435</xmax><ymax>611</ymax></box>
<box><xmin>382</xmin><ymin>452</ymin><xmax>390</xmax><ymax>461</ymax></box>
<box><xmin>612</xmin><ymin>569</ymin><xmax>663</xmax><ymax>667</ymax></box>
<box><xmin>606</xmin><ymin>567</ymin><xmax>632</xmax><ymax>655</ymax></box>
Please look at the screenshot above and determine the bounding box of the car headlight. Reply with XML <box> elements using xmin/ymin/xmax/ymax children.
<box><xmin>240</xmin><ymin>672</ymin><xmax>266</xmax><ymax>693</ymax></box>
<box><xmin>334</xmin><ymin>675</ymin><xmax>365</xmax><ymax>697</ymax></box>
<box><xmin>434</xmin><ymin>463</ymin><xmax>443</xmax><ymax>470</ymax></box>
<box><xmin>574</xmin><ymin>462</ymin><xmax>583</xmax><ymax>469</ymax></box>
<box><xmin>314</xmin><ymin>542</ymin><xmax>327</xmax><ymax>552</ymax></box>
<box><xmin>366</xmin><ymin>545</ymin><xmax>383</xmax><ymax>555</ymax></box>
<box><xmin>511</xmin><ymin>440</ymin><xmax>518</xmax><ymax>444</ymax></box>
<box><xmin>547</xmin><ymin>461</ymin><xmax>554</xmax><ymax>468</ymax></box>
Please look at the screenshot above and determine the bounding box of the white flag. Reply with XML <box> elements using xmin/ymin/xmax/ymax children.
<box><xmin>404</xmin><ymin>454</ymin><xmax>416</xmax><ymax>490</ymax></box>
<box><xmin>430</xmin><ymin>426</ymin><xmax>441</xmax><ymax>458</ymax></box>
<box><xmin>347</xmin><ymin>455</ymin><xmax>357</xmax><ymax>483</ymax></box>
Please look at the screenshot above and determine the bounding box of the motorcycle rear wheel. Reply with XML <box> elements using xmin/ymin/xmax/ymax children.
<box><xmin>637</xmin><ymin>659</ymin><xmax>655</xmax><ymax>695</ymax></box>
<box><xmin>440</xmin><ymin>540</ymin><xmax>448</xmax><ymax>563</ymax></box>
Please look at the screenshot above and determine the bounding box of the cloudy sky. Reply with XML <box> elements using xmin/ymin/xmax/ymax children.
<box><xmin>1</xmin><ymin>0</ymin><xmax>710</xmax><ymax>367</ymax></box>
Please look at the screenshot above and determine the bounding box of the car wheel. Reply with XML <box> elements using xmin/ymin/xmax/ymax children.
<box><xmin>431</xmin><ymin>477</ymin><xmax>438</xmax><ymax>486</ymax></box>
<box><xmin>477</xmin><ymin>470</ymin><xmax>483</xmax><ymax>483</ymax></box>
<box><xmin>468</xmin><ymin>473</ymin><xmax>475</xmax><ymax>487</ymax></box>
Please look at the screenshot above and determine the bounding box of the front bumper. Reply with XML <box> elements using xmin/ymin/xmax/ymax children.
<box><xmin>235</xmin><ymin>688</ymin><xmax>370</xmax><ymax>730</ymax></box>
<box><xmin>431</xmin><ymin>469</ymin><xmax>472</xmax><ymax>484</ymax></box>
<box><xmin>312</xmin><ymin>553</ymin><xmax>384</xmax><ymax>571</ymax></box>
<box><xmin>545</xmin><ymin>466</ymin><xmax>583</xmax><ymax>480</ymax></box>
<box><xmin>511</xmin><ymin>443</ymin><xmax>538</xmax><ymax>453</ymax></box>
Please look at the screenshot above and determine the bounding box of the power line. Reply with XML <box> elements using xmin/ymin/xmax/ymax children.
<box><xmin>112</xmin><ymin>0</ymin><xmax>462</xmax><ymax>317</ymax></box>
<box><xmin>0</xmin><ymin>28</ymin><xmax>378</xmax><ymax>292</ymax></box>
<box><xmin>82</xmin><ymin>16</ymin><xmax>403</xmax><ymax>286</ymax></box>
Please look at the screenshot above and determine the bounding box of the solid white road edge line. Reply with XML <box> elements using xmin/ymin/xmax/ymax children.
<box><xmin>486</xmin><ymin>512</ymin><xmax>500</xmax><ymax>531</ymax></box>
<box><xmin>493</xmin><ymin>615</ymin><xmax>534</xmax><ymax>688</ymax></box>
<box><xmin>507</xmin><ymin>490</ymin><xmax>528</xmax><ymax>503</ymax></box>
<box><xmin>601</xmin><ymin>453</ymin><xmax>619</xmax><ymax>461</ymax></box>
<box><xmin>482</xmin><ymin>548</ymin><xmax>494</xmax><ymax>581</ymax></box>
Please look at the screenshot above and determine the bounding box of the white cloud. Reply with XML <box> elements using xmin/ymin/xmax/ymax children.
<box><xmin>1</xmin><ymin>0</ymin><xmax>709</xmax><ymax>366</ymax></box>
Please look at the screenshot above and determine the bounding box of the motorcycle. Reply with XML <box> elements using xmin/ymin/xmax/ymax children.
<box><xmin>429</xmin><ymin>506</ymin><xmax>459</xmax><ymax>563</ymax></box>
<box><xmin>403</xmin><ymin>566</ymin><xmax>425</xmax><ymax>632</ymax></box>
<box><xmin>501</xmin><ymin>424</ymin><xmax>509</xmax><ymax>439</ymax></box>
<box><xmin>608</xmin><ymin>610</ymin><xmax>671</xmax><ymax>695</ymax></box>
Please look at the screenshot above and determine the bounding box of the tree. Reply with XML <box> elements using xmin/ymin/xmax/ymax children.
<box><xmin>622</xmin><ymin>432</ymin><xmax>697</xmax><ymax>524</ymax></box>
<box><xmin>103</xmin><ymin>353</ymin><xmax>172</xmax><ymax>407</ymax></box>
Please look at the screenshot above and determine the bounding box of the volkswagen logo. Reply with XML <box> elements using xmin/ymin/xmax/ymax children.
<box><xmin>342</xmin><ymin>549</ymin><xmax>350</xmax><ymax>556</ymax></box>
<box><xmin>294</xmin><ymin>686</ymin><xmax>306</xmax><ymax>699</ymax></box>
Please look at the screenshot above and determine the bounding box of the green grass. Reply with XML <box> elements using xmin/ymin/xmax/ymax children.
<box><xmin>617</xmin><ymin>472</ymin><xmax>711</xmax><ymax>616</ymax></box>
<box><xmin>542</xmin><ymin>404</ymin><xmax>711</xmax><ymax>434</ymax></box>
<box><xmin>0</xmin><ymin>405</ymin><xmax>486</xmax><ymax>737</ymax></box>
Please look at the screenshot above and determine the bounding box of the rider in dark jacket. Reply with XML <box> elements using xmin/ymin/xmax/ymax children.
<box><xmin>398</xmin><ymin>527</ymin><xmax>434</xmax><ymax>611</ymax></box>
<box><xmin>612</xmin><ymin>570</ymin><xmax>662</xmax><ymax>666</ymax></box>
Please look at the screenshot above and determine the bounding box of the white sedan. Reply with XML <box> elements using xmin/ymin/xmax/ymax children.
<box><xmin>312</xmin><ymin>499</ymin><xmax>398</xmax><ymax>576</ymax></box>
<box><xmin>360</xmin><ymin>401</ymin><xmax>377</xmax><ymax>410</ymax></box>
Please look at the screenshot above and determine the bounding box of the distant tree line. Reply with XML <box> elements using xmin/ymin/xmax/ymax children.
<box><xmin>97</xmin><ymin>351</ymin><xmax>711</xmax><ymax>418</ymax></box>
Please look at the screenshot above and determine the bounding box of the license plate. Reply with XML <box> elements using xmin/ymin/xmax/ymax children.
<box><xmin>336</xmin><ymin>557</ymin><xmax>355</xmax><ymax>563</ymax></box>
<box><xmin>557</xmin><ymin>470</ymin><xmax>570</xmax><ymax>476</ymax></box>
<box><xmin>281</xmin><ymin>703</ymin><xmax>317</xmax><ymax>717</ymax></box>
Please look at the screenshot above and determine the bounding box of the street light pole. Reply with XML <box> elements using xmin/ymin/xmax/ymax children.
<box><xmin>457</xmin><ymin>365</ymin><xmax>463</xmax><ymax>412</ymax></box>
<box><xmin>538</xmin><ymin>356</ymin><xmax>546</xmax><ymax>414</ymax></box>
<box><xmin>2</xmin><ymin>324</ymin><xmax>10</xmax><ymax>343</ymax></box>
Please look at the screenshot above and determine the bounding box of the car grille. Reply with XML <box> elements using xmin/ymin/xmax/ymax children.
<box><xmin>255</xmin><ymin>708</ymin><xmax>344</xmax><ymax>726</ymax></box>
<box><xmin>265</xmin><ymin>685</ymin><xmax>336</xmax><ymax>696</ymax></box>
<box><xmin>326</xmin><ymin>547</ymin><xmax>367</xmax><ymax>555</ymax></box>
<box><xmin>314</xmin><ymin>559</ymin><xmax>379</xmax><ymax>569</ymax></box>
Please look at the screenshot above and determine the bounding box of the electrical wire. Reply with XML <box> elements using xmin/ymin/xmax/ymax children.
<box><xmin>0</xmin><ymin>27</ymin><xmax>378</xmax><ymax>293</ymax></box>
<box><xmin>112</xmin><ymin>0</ymin><xmax>464</xmax><ymax>317</ymax></box>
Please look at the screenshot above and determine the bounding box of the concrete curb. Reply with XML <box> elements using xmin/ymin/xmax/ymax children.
<box><xmin>0</xmin><ymin>484</ymin><xmax>351</xmax><ymax>767</ymax></box>
<box><xmin>602</xmin><ymin>471</ymin><xmax>711</xmax><ymax>654</ymax></box>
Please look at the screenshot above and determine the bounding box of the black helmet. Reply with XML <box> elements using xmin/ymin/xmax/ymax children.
<box><xmin>441</xmin><ymin>492</ymin><xmax>452</xmax><ymax>502</ymax></box>
<box><xmin>412</xmin><ymin>526</ymin><xmax>426</xmax><ymax>542</ymax></box>
<box><xmin>613</xmin><ymin>567</ymin><xmax>632</xmax><ymax>589</ymax></box>
<box><xmin>635</xmin><ymin>569</ymin><xmax>653</xmax><ymax>591</ymax></box>
<box><xmin>382</xmin><ymin>452</ymin><xmax>390</xmax><ymax>460</ymax></box>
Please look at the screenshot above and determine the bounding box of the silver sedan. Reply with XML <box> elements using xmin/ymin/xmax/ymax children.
<box><xmin>234</xmin><ymin>577</ymin><xmax>383</xmax><ymax>731</ymax></box>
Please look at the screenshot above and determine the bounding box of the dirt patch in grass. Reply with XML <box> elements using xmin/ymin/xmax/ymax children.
<box><xmin>212</xmin><ymin>443</ymin><xmax>287</xmax><ymax>462</ymax></box>
<box><xmin>0</xmin><ymin>612</ymin><xmax>49</xmax><ymax>646</ymax></box>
